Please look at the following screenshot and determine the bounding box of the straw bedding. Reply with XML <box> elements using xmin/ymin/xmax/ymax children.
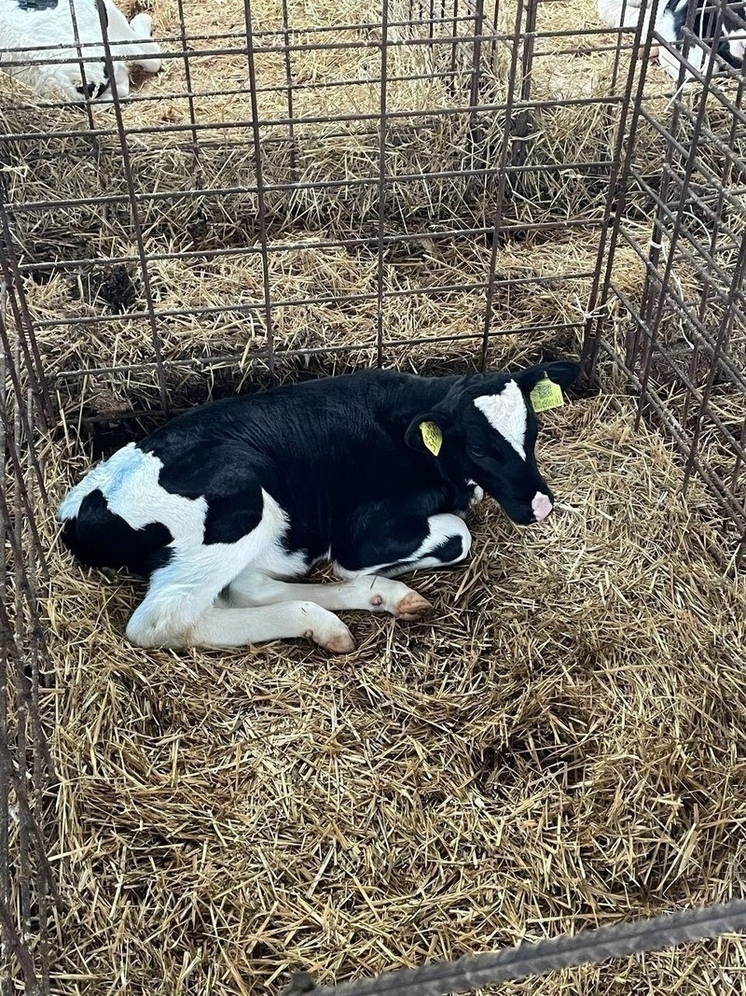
<box><xmin>3</xmin><ymin>0</ymin><xmax>746</xmax><ymax>991</ymax></box>
<box><xmin>41</xmin><ymin>389</ymin><xmax>746</xmax><ymax>995</ymax></box>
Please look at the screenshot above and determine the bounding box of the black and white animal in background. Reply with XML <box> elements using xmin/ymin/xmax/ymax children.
<box><xmin>58</xmin><ymin>362</ymin><xmax>581</xmax><ymax>653</ymax></box>
<box><xmin>598</xmin><ymin>0</ymin><xmax>746</xmax><ymax>80</ymax></box>
<box><xmin>0</xmin><ymin>0</ymin><xmax>161</xmax><ymax>103</ymax></box>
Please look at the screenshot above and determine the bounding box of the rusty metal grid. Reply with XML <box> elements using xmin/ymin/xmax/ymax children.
<box><xmin>0</xmin><ymin>0</ymin><xmax>637</xmax><ymax>408</ymax></box>
<box><xmin>584</xmin><ymin>0</ymin><xmax>746</xmax><ymax>566</ymax></box>
<box><xmin>1</xmin><ymin>0</ymin><xmax>746</xmax><ymax>990</ymax></box>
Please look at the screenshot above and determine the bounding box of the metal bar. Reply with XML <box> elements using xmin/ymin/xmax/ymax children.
<box><xmin>633</xmin><ymin>37</ymin><xmax>724</xmax><ymax>431</ymax></box>
<box><xmin>0</xmin><ymin>94</ymin><xmax>628</xmax><ymax>145</ymax></box>
<box><xmin>15</xmin><ymin>229</ymin><xmax>608</xmax><ymax>272</ymax></box>
<box><xmin>54</xmin><ymin>321</ymin><xmax>587</xmax><ymax>386</ymax></box>
<box><xmin>281</xmin><ymin>0</ymin><xmax>298</xmax><ymax>180</ymax></box>
<box><xmin>0</xmin><ymin>330</ymin><xmax>10</xmax><ymax>996</ymax></box>
<box><xmin>0</xmin><ymin>186</ymin><xmax>52</xmax><ymax>428</ymax></box>
<box><xmin>609</xmin><ymin>283</ymin><xmax>746</xmax><ymax>465</ymax></box>
<box><xmin>31</xmin><ymin>269</ymin><xmax>598</xmax><ymax>332</ymax></box>
<box><xmin>581</xmin><ymin>0</ymin><xmax>660</xmax><ymax>380</ymax></box>
<box><xmin>175</xmin><ymin>0</ymin><xmax>204</xmax><ymax>193</ymax></box>
<box><xmin>376</xmin><ymin>0</ymin><xmax>390</xmax><ymax>368</ymax></box>
<box><xmin>682</xmin><ymin>228</ymin><xmax>746</xmax><ymax>491</ymax></box>
<box><xmin>283</xmin><ymin>899</ymin><xmax>746</xmax><ymax>996</ymax></box>
<box><xmin>241</xmin><ymin>0</ymin><xmax>275</xmax><ymax>377</ymax></box>
<box><xmin>6</xmin><ymin>161</ymin><xmax>620</xmax><ymax>215</ymax></box>
<box><xmin>479</xmin><ymin>0</ymin><xmax>526</xmax><ymax>369</ymax></box>
<box><xmin>93</xmin><ymin>0</ymin><xmax>169</xmax><ymax>415</ymax></box>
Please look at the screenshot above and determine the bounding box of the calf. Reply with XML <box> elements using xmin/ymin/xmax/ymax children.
<box><xmin>598</xmin><ymin>0</ymin><xmax>746</xmax><ymax>80</ymax></box>
<box><xmin>58</xmin><ymin>361</ymin><xmax>580</xmax><ymax>653</ymax></box>
<box><xmin>0</xmin><ymin>0</ymin><xmax>161</xmax><ymax>103</ymax></box>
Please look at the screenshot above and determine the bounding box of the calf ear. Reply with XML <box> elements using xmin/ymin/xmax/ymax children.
<box><xmin>405</xmin><ymin>411</ymin><xmax>451</xmax><ymax>456</ymax></box>
<box><xmin>514</xmin><ymin>360</ymin><xmax>582</xmax><ymax>394</ymax></box>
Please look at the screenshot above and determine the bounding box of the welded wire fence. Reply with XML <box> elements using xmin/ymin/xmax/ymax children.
<box><xmin>1</xmin><ymin>0</ymin><xmax>746</xmax><ymax>989</ymax></box>
<box><xmin>584</xmin><ymin>0</ymin><xmax>746</xmax><ymax>563</ymax></box>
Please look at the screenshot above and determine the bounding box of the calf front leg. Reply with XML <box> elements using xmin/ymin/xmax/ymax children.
<box><xmin>334</xmin><ymin>511</ymin><xmax>472</xmax><ymax>580</ymax></box>
<box><xmin>224</xmin><ymin>570</ymin><xmax>432</xmax><ymax>620</ymax></box>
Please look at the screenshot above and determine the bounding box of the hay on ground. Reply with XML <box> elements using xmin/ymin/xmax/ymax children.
<box><xmin>34</xmin><ymin>391</ymin><xmax>746</xmax><ymax>995</ymax></box>
<box><xmin>2</xmin><ymin>0</ymin><xmax>746</xmax><ymax>990</ymax></box>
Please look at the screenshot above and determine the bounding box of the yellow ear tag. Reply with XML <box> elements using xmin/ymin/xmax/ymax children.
<box><xmin>530</xmin><ymin>376</ymin><xmax>565</xmax><ymax>413</ymax></box>
<box><xmin>420</xmin><ymin>421</ymin><xmax>443</xmax><ymax>456</ymax></box>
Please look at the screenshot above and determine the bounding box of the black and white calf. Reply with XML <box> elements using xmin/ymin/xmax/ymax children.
<box><xmin>598</xmin><ymin>0</ymin><xmax>746</xmax><ymax>80</ymax></box>
<box><xmin>0</xmin><ymin>0</ymin><xmax>161</xmax><ymax>103</ymax></box>
<box><xmin>58</xmin><ymin>362</ymin><xmax>580</xmax><ymax>653</ymax></box>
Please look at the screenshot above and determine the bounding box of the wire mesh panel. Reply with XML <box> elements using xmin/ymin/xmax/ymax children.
<box><xmin>3</xmin><ymin>0</ymin><xmax>746</xmax><ymax>991</ymax></box>
<box><xmin>587</xmin><ymin>0</ymin><xmax>746</xmax><ymax>563</ymax></box>
<box><xmin>0</xmin><ymin>0</ymin><xmax>639</xmax><ymax>435</ymax></box>
<box><xmin>0</xmin><ymin>1</ymin><xmax>639</xmax><ymax>987</ymax></box>
<box><xmin>0</xmin><ymin>287</ymin><xmax>55</xmax><ymax>990</ymax></box>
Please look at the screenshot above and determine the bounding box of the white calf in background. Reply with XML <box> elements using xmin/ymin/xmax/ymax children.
<box><xmin>0</xmin><ymin>0</ymin><xmax>161</xmax><ymax>103</ymax></box>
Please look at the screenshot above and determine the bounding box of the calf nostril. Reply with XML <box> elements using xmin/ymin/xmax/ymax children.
<box><xmin>531</xmin><ymin>492</ymin><xmax>553</xmax><ymax>522</ymax></box>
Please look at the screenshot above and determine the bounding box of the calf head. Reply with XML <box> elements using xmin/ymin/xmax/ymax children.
<box><xmin>406</xmin><ymin>360</ymin><xmax>581</xmax><ymax>525</ymax></box>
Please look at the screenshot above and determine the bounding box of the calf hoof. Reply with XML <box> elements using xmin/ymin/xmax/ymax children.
<box><xmin>305</xmin><ymin>625</ymin><xmax>355</xmax><ymax>654</ymax></box>
<box><xmin>395</xmin><ymin>591</ymin><xmax>433</xmax><ymax>621</ymax></box>
<box><xmin>367</xmin><ymin>579</ymin><xmax>432</xmax><ymax>619</ymax></box>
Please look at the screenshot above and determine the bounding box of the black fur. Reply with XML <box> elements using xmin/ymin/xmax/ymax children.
<box><xmin>666</xmin><ymin>0</ymin><xmax>746</xmax><ymax>67</ymax></box>
<box><xmin>63</xmin><ymin>489</ymin><xmax>173</xmax><ymax>576</ymax></box>
<box><xmin>63</xmin><ymin>363</ymin><xmax>580</xmax><ymax>579</ymax></box>
<box><xmin>16</xmin><ymin>0</ymin><xmax>59</xmax><ymax>10</ymax></box>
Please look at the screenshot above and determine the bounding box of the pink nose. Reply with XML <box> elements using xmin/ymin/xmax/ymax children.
<box><xmin>532</xmin><ymin>492</ymin><xmax>553</xmax><ymax>522</ymax></box>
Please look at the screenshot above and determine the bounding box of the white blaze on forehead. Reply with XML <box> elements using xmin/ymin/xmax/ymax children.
<box><xmin>473</xmin><ymin>379</ymin><xmax>528</xmax><ymax>460</ymax></box>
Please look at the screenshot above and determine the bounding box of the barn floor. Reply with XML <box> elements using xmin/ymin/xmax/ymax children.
<box><xmin>5</xmin><ymin>0</ymin><xmax>745</xmax><ymax>990</ymax></box>
<box><xmin>42</xmin><ymin>392</ymin><xmax>746</xmax><ymax>995</ymax></box>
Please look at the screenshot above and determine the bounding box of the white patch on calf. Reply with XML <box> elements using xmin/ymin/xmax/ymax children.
<box><xmin>0</xmin><ymin>0</ymin><xmax>161</xmax><ymax>103</ymax></box>
<box><xmin>58</xmin><ymin>442</ymin><xmax>206</xmax><ymax>544</ymax></box>
<box><xmin>60</xmin><ymin>441</ymin><xmax>318</xmax><ymax>647</ymax></box>
<box><xmin>126</xmin><ymin>489</ymin><xmax>305</xmax><ymax>647</ymax></box>
<box><xmin>333</xmin><ymin>512</ymin><xmax>471</xmax><ymax>579</ymax></box>
<box><xmin>466</xmin><ymin>479</ymin><xmax>485</xmax><ymax>506</ymax></box>
<box><xmin>727</xmin><ymin>28</ymin><xmax>746</xmax><ymax>61</ymax></box>
<box><xmin>473</xmin><ymin>380</ymin><xmax>528</xmax><ymax>460</ymax></box>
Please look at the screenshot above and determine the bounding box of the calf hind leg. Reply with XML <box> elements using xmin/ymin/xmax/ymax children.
<box><xmin>127</xmin><ymin>590</ymin><xmax>355</xmax><ymax>653</ymax></box>
<box><xmin>124</xmin><ymin>547</ymin><xmax>355</xmax><ymax>653</ymax></box>
<box><xmin>191</xmin><ymin>603</ymin><xmax>355</xmax><ymax>653</ymax></box>
<box><xmin>122</xmin><ymin>13</ymin><xmax>162</xmax><ymax>73</ymax></box>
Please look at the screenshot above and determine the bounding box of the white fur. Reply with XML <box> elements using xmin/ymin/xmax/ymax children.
<box><xmin>0</xmin><ymin>0</ymin><xmax>161</xmax><ymax>103</ymax></box>
<box><xmin>598</xmin><ymin>0</ymin><xmax>645</xmax><ymax>29</ymax></box>
<box><xmin>473</xmin><ymin>380</ymin><xmax>528</xmax><ymax>461</ymax></box>
<box><xmin>59</xmin><ymin>443</ymin><xmax>206</xmax><ymax>544</ymax></box>
<box><xmin>727</xmin><ymin>27</ymin><xmax>746</xmax><ymax>60</ymax></box>
<box><xmin>58</xmin><ymin>444</ymin><xmax>446</xmax><ymax>651</ymax></box>
<box><xmin>124</xmin><ymin>489</ymin><xmax>308</xmax><ymax>648</ymax></box>
<box><xmin>224</xmin><ymin>570</ymin><xmax>424</xmax><ymax>613</ymax></box>
<box><xmin>185</xmin><ymin>602</ymin><xmax>356</xmax><ymax>653</ymax></box>
<box><xmin>466</xmin><ymin>480</ymin><xmax>485</xmax><ymax>506</ymax></box>
<box><xmin>598</xmin><ymin>0</ymin><xmax>743</xmax><ymax>82</ymax></box>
